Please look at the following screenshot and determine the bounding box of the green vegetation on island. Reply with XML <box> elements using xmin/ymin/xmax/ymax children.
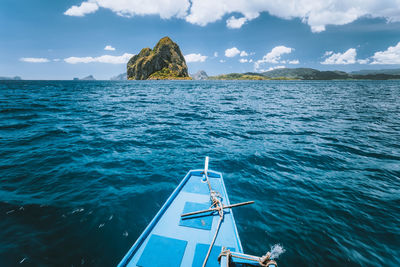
<box><xmin>261</xmin><ymin>68</ymin><xmax>400</xmax><ymax>80</ymax></box>
<box><xmin>208</xmin><ymin>73</ymin><xmax>297</xmax><ymax>80</ymax></box>
<box><xmin>208</xmin><ymin>73</ymin><xmax>267</xmax><ymax>80</ymax></box>
<box><xmin>127</xmin><ymin>37</ymin><xmax>190</xmax><ymax>80</ymax></box>
<box><xmin>351</xmin><ymin>68</ymin><xmax>400</xmax><ymax>76</ymax></box>
<box><xmin>148</xmin><ymin>67</ymin><xmax>191</xmax><ymax>80</ymax></box>
<box><xmin>205</xmin><ymin>68</ymin><xmax>400</xmax><ymax>81</ymax></box>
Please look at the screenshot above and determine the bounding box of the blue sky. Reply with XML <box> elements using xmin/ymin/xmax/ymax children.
<box><xmin>1</xmin><ymin>0</ymin><xmax>400</xmax><ymax>79</ymax></box>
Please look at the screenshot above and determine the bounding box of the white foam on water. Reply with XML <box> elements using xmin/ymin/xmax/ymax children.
<box><xmin>71</xmin><ymin>208</ymin><xmax>84</xmax><ymax>214</ymax></box>
<box><xmin>6</xmin><ymin>209</ymin><xmax>15</xmax><ymax>215</ymax></box>
<box><xmin>270</xmin><ymin>244</ymin><xmax>285</xmax><ymax>259</ymax></box>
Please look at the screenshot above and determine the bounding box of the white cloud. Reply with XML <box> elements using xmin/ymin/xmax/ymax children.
<box><xmin>64</xmin><ymin>2</ymin><xmax>99</xmax><ymax>17</ymax></box>
<box><xmin>20</xmin><ymin>57</ymin><xmax>50</xmax><ymax>63</ymax></box>
<box><xmin>239</xmin><ymin>58</ymin><xmax>253</xmax><ymax>63</ymax></box>
<box><xmin>358</xmin><ymin>58</ymin><xmax>370</xmax><ymax>64</ymax></box>
<box><xmin>240</xmin><ymin>51</ymin><xmax>248</xmax><ymax>57</ymax></box>
<box><xmin>262</xmin><ymin>46</ymin><xmax>293</xmax><ymax>63</ymax></box>
<box><xmin>185</xmin><ymin>1</ymin><xmax>261</xmax><ymax>28</ymax></box>
<box><xmin>225</xmin><ymin>47</ymin><xmax>241</xmax><ymax>57</ymax></box>
<box><xmin>64</xmin><ymin>53</ymin><xmax>134</xmax><ymax>64</ymax></box>
<box><xmin>53</xmin><ymin>58</ymin><xmax>61</xmax><ymax>62</ymax></box>
<box><xmin>184</xmin><ymin>53</ymin><xmax>207</xmax><ymax>63</ymax></box>
<box><xmin>104</xmin><ymin>45</ymin><xmax>116</xmax><ymax>51</ymax></box>
<box><xmin>187</xmin><ymin>0</ymin><xmax>400</xmax><ymax>32</ymax></box>
<box><xmin>321</xmin><ymin>48</ymin><xmax>357</xmax><ymax>64</ymax></box>
<box><xmin>225</xmin><ymin>47</ymin><xmax>250</xmax><ymax>58</ymax></box>
<box><xmin>260</xmin><ymin>65</ymin><xmax>286</xmax><ymax>72</ymax></box>
<box><xmin>65</xmin><ymin>0</ymin><xmax>189</xmax><ymax>18</ymax></box>
<box><xmin>65</xmin><ymin>1</ymin><xmax>400</xmax><ymax>32</ymax></box>
<box><xmin>255</xmin><ymin>45</ymin><xmax>298</xmax><ymax>69</ymax></box>
<box><xmin>226</xmin><ymin>16</ymin><xmax>248</xmax><ymax>29</ymax></box>
<box><xmin>371</xmin><ymin>42</ymin><xmax>400</xmax><ymax>64</ymax></box>
<box><xmin>219</xmin><ymin>59</ymin><xmax>225</xmax><ymax>63</ymax></box>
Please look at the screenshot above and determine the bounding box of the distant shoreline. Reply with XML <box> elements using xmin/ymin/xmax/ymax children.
<box><xmin>207</xmin><ymin>68</ymin><xmax>400</xmax><ymax>81</ymax></box>
<box><xmin>2</xmin><ymin>79</ymin><xmax>400</xmax><ymax>82</ymax></box>
<box><xmin>3</xmin><ymin>67</ymin><xmax>400</xmax><ymax>81</ymax></box>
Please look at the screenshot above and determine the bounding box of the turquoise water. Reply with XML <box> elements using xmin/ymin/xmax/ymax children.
<box><xmin>0</xmin><ymin>80</ymin><xmax>399</xmax><ymax>266</ymax></box>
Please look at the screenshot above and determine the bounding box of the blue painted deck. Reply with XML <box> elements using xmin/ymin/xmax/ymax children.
<box><xmin>118</xmin><ymin>170</ymin><xmax>243</xmax><ymax>267</ymax></box>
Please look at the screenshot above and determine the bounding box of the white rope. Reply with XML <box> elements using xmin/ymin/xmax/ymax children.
<box><xmin>201</xmin><ymin>156</ymin><xmax>225</xmax><ymax>267</ymax></box>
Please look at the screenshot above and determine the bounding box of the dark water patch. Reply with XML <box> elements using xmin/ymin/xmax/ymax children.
<box><xmin>0</xmin><ymin>123</ymin><xmax>32</xmax><ymax>130</ymax></box>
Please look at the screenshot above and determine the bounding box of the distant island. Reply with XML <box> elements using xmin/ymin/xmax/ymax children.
<box><xmin>209</xmin><ymin>68</ymin><xmax>400</xmax><ymax>80</ymax></box>
<box><xmin>127</xmin><ymin>37</ymin><xmax>190</xmax><ymax>80</ymax></box>
<box><xmin>110</xmin><ymin>73</ymin><xmax>127</xmax><ymax>81</ymax></box>
<box><xmin>351</xmin><ymin>69</ymin><xmax>400</xmax><ymax>75</ymax></box>
<box><xmin>209</xmin><ymin>73</ymin><xmax>270</xmax><ymax>80</ymax></box>
<box><xmin>0</xmin><ymin>76</ymin><xmax>22</xmax><ymax>80</ymax></box>
<box><xmin>190</xmin><ymin>70</ymin><xmax>208</xmax><ymax>80</ymax></box>
<box><xmin>73</xmin><ymin>75</ymin><xmax>96</xmax><ymax>81</ymax></box>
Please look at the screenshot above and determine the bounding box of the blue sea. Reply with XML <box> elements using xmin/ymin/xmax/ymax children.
<box><xmin>0</xmin><ymin>80</ymin><xmax>399</xmax><ymax>266</ymax></box>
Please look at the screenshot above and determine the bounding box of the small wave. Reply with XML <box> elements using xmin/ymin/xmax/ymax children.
<box><xmin>270</xmin><ymin>244</ymin><xmax>285</xmax><ymax>259</ymax></box>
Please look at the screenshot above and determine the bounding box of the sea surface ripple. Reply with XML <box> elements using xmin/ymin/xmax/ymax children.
<box><xmin>0</xmin><ymin>80</ymin><xmax>399</xmax><ymax>266</ymax></box>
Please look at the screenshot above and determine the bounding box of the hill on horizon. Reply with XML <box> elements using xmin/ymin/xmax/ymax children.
<box><xmin>260</xmin><ymin>68</ymin><xmax>349</xmax><ymax>80</ymax></box>
<box><xmin>351</xmin><ymin>68</ymin><xmax>400</xmax><ymax>75</ymax></box>
<box><xmin>208</xmin><ymin>67</ymin><xmax>400</xmax><ymax>80</ymax></box>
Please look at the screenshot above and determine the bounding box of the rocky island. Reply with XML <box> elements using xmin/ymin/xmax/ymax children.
<box><xmin>191</xmin><ymin>70</ymin><xmax>209</xmax><ymax>80</ymax></box>
<box><xmin>110</xmin><ymin>73</ymin><xmax>127</xmax><ymax>81</ymax></box>
<box><xmin>80</xmin><ymin>75</ymin><xmax>96</xmax><ymax>80</ymax></box>
<box><xmin>127</xmin><ymin>37</ymin><xmax>190</xmax><ymax>80</ymax></box>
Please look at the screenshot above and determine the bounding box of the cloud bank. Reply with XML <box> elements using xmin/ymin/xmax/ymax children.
<box><xmin>64</xmin><ymin>53</ymin><xmax>134</xmax><ymax>64</ymax></box>
<box><xmin>65</xmin><ymin>0</ymin><xmax>189</xmax><ymax>19</ymax></box>
<box><xmin>65</xmin><ymin>0</ymin><xmax>400</xmax><ymax>32</ymax></box>
<box><xmin>20</xmin><ymin>57</ymin><xmax>50</xmax><ymax>63</ymax></box>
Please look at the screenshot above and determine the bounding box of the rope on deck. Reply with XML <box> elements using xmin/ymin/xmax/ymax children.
<box><xmin>218</xmin><ymin>249</ymin><xmax>278</xmax><ymax>267</ymax></box>
<box><xmin>201</xmin><ymin>156</ymin><xmax>225</xmax><ymax>267</ymax></box>
<box><xmin>194</xmin><ymin>157</ymin><xmax>257</xmax><ymax>267</ymax></box>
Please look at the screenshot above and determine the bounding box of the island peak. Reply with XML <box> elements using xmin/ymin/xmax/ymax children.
<box><xmin>127</xmin><ymin>37</ymin><xmax>190</xmax><ymax>80</ymax></box>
